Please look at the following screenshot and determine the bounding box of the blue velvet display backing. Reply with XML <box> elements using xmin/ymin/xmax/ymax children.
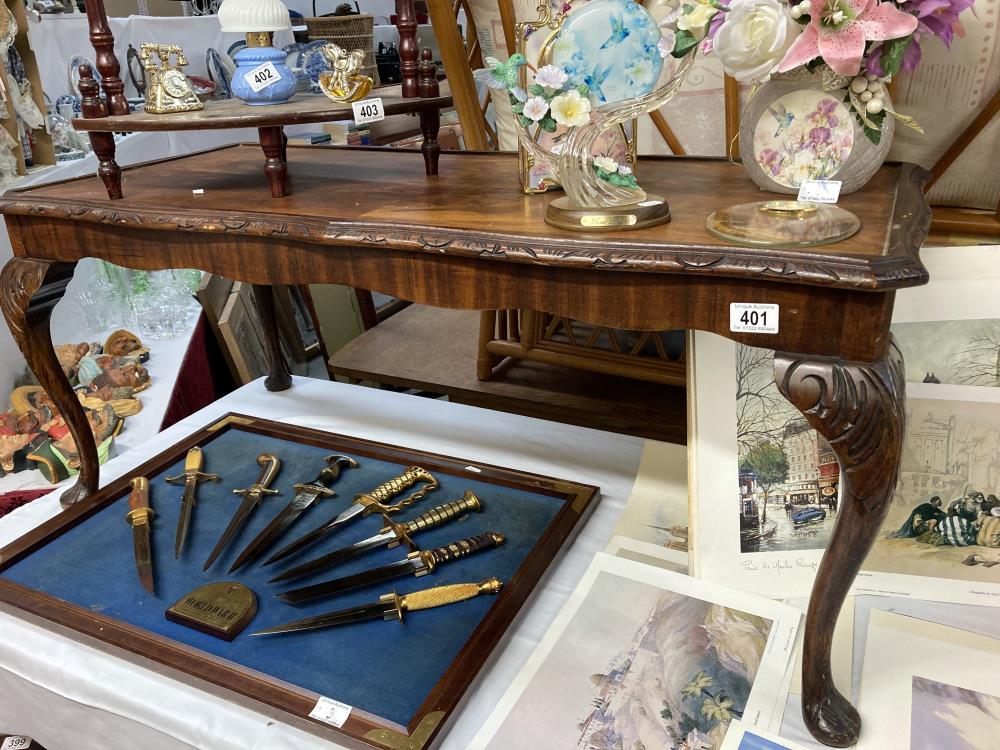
<box><xmin>2</xmin><ymin>429</ymin><xmax>565</xmax><ymax>727</ymax></box>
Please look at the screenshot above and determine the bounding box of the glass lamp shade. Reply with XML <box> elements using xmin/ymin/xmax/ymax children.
<box><xmin>218</xmin><ymin>0</ymin><xmax>292</xmax><ymax>33</ymax></box>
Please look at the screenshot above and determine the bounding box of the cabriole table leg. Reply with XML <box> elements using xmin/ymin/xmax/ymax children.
<box><xmin>0</xmin><ymin>259</ymin><xmax>97</xmax><ymax>506</ymax></box>
<box><xmin>774</xmin><ymin>339</ymin><xmax>906</xmax><ymax>747</ymax></box>
<box><xmin>251</xmin><ymin>283</ymin><xmax>292</xmax><ymax>392</ymax></box>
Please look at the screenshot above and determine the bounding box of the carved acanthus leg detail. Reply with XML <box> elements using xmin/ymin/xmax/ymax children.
<box><xmin>775</xmin><ymin>339</ymin><xmax>906</xmax><ymax>748</ymax></box>
<box><xmin>251</xmin><ymin>284</ymin><xmax>292</xmax><ymax>392</ymax></box>
<box><xmin>0</xmin><ymin>259</ymin><xmax>95</xmax><ymax>507</ymax></box>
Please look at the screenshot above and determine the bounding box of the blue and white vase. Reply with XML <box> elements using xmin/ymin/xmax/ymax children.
<box><xmin>230</xmin><ymin>45</ymin><xmax>297</xmax><ymax>106</ymax></box>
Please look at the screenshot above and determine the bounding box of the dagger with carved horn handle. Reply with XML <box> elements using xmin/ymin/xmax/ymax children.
<box><xmin>165</xmin><ymin>447</ymin><xmax>220</xmax><ymax>559</ymax></box>
<box><xmin>269</xmin><ymin>490</ymin><xmax>483</xmax><ymax>583</ymax></box>
<box><xmin>276</xmin><ymin>531</ymin><xmax>505</xmax><ymax>605</ymax></box>
<box><xmin>262</xmin><ymin>465</ymin><xmax>439</xmax><ymax>566</ymax></box>
<box><xmin>203</xmin><ymin>453</ymin><xmax>280</xmax><ymax>571</ymax></box>
<box><xmin>228</xmin><ymin>455</ymin><xmax>358</xmax><ymax>573</ymax></box>
<box><xmin>126</xmin><ymin>477</ymin><xmax>156</xmax><ymax>595</ymax></box>
<box><xmin>251</xmin><ymin>578</ymin><xmax>503</xmax><ymax>636</ymax></box>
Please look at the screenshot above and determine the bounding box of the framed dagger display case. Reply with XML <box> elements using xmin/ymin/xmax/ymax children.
<box><xmin>0</xmin><ymin>414</ymin><xmax>600</xmax><ymax>749</ymax></box>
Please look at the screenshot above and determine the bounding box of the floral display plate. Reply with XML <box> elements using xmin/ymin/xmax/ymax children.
<box><xmin>550</xmin><ymin>0</ymin><xmax>663</xmax><ymax>105</ymax></box>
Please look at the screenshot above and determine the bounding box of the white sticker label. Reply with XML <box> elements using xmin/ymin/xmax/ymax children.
<box><xmin>2</xmin><ymin>737</ymin><xmax>32</xmax><ymax>750</ymax></box>
<box><xmin>797</xmin><ymin>179</ymin><xmax>841</xmax><ymax>204</ymax></box>
<box><xmin>730</xmin><ymin>303</ymin><xmax>779</xmax><ymax>334</ymax></box>
<box><xmin>309</xmin><ymin>696</ymin><xmax>352</xmax><ymax>728</ymax></box>
<box><xmin>352</xmin><ymin>97</ymin><xmax>385</xmax><ymax>124</ymax></box>
<box><xmin>244</xmin><ymin>61</ymin><xmax>280</xmax><ymax>93</ymax></box>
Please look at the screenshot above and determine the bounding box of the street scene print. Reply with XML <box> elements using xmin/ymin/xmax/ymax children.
<box><xmin>484</xmin><ymin>571</ymin><xmax>773</xmax><ymax>750</ymax></box>
<box><xmin>892</xmin><ymin>318</ymin><xmax>1000</xmax><ymax>387</ymax></box>
<box><xmin>865</xmin><ymin>394</ymin><xmax>1000</xmax><ymax>581</ymax></box>
<box><xmin>735</xmin><ymin>344</ymin><xmax>839</xmax><ymax>554</ymax></box>
<box><xmin>910</xmin><ymin>675</ymin><xmax>1000</xmax><ymax>750</ymax></box>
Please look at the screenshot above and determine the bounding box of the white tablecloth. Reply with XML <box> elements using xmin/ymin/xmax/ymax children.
<box><xmin>0</xmin><ymin>377</ymin><xmax>646</xmax><ymax>749</ymax></box>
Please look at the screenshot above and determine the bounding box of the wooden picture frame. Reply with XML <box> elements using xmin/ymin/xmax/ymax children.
<box><xmin>0</xmin><ymin>413</ymin><xmax>600</xmax><ymax>749</ymax></box>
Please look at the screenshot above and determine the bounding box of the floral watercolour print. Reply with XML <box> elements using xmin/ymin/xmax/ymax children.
<box><xmin>752</xmin><ymin>90</ymin><xmax>854</xmax><ymax>188</ymax></box>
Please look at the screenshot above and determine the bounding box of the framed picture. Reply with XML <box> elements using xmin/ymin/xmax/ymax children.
<box><xmin>470</xmin><ymin>553</ymin><xmax>801</xmax><ymax>749</ymax></box>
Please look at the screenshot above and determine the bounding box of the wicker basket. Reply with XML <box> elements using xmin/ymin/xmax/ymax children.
<box><xmin>305</xmin><ymin>14</ymin><xmax>380</xmax><ymax>87</ymax></box>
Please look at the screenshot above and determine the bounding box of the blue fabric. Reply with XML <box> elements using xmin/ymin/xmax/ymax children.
<box><xmin>2</xmin><ymin>429</ymin><xmax>565</xmax><ymax>726</ymax></box>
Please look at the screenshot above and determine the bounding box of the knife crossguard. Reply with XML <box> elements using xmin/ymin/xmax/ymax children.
<box><xmin>233</xmin><ymin>453</ymin><xmax>281</xmax><ymax>504</ymax></box>
<box><xmin>293</xmin><ymin>455</ymin><xmax>359</xmax><ymax>498</ymax></box>
<box><xmin>165</xmin><ymin>446</ymin><xmax>221</xmax><ymax>491</ymax></box>
<box><xmin>356</xmin><ymin>465</ymin><xmax>439</xmax><ymax>516</ymax></box>
<box><xmin>386</xmin><ymin>490</ymin><xmax>483</xmax><ymax>550</ymax></box>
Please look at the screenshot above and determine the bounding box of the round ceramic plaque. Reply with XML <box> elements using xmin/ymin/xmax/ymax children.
<box><xmin>752</xmin><ymin>89</ymin><xmax>855</xmax><ymax>189</ymax></box>
<box><xmin>550</xmin><ymin>0</ymin><xmax>663</xmax><ymax>106</ymax></box>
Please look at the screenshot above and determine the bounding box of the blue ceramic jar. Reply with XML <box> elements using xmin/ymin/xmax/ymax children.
<box><xmin>230</xmin><ymin>45</ymin><xmax>297</xmax><ymax>105</ymax></box>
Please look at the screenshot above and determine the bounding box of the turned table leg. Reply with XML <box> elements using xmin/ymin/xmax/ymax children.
<box><xmin>258</xmin><ymin>125</ymin><xmax>289</xmax><ymax>198</ymax></box>
<box><xmin>78</xmin><ymin>64</ymin><xmax>123</xmax><ymax>201</ymax></box>
<box><xmin>774</xmin><ymin>339</ymin><xmax>905</xmax><ymax>747</ymax></box>
<box><xmin>251</xmin><ymin>284</ymin><xmax>292</xmax><ymax>392</ymax></box>
<box><xmin>0</xmin><ymin>259</ymin><xmax>96</xmax><ymax>507</ymax></box>
<box><xmin>419</xmin><ymin>109</ymin><xmax>441</xmax><ymax>177</ymax></box>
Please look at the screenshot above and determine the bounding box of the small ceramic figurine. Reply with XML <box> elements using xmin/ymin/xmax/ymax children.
<box><xmin>318</xmin><ymin>43</ymin><xmax>373</xmax><ymax>103</ymax></box>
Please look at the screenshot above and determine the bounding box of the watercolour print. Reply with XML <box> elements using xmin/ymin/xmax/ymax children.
<box><xmin>470</xmin><ymin>554</ymin><xmax>800</xmax><ymax>750</ymax></box>
<box><xmin>909</xmin><ymin>675</ymin><xmax>1000</xmax><ymax>750</ymax></box>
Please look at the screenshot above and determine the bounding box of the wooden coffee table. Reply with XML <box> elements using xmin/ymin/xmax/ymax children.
<box><xmin>0</xmin><ymin>146</ymin><xmax>929</xmax><ymax>747</ymax></box>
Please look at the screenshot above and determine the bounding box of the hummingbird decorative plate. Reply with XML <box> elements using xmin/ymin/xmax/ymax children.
<box><xmin>549</xmin><ymin>0</ymin><xmax>663</xmax><ymax>105</ymax></box>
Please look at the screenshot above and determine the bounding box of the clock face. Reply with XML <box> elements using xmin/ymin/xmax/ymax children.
<box><xmin>162</xmin><ymin>69</ymin><xmax>190</xmax><ymax>98</ymax></box>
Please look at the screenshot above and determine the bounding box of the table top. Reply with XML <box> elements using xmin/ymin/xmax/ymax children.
<box><xmin>72</xmin><ymin>93</ymin><xmax>452</xmax><ymax>132</ymax></box>
<box><xmin>1</xmin><ymin>146</ymin><xmax>929</xmax><ymax>291</ymax></box>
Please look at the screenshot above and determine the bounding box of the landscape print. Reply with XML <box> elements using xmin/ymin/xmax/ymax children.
<box><xmin>484</xmin><ymin>571</ymin><xmax>773</xmax><ymax>750</ymax></box>
<box><xmin>734</xmin><ymin>345</ymin><xmax>838</xmax><ymax>554</ymax></box>
<box><xmin>866</xmin><ymin>393</ymin><xmax>1000</xmax><ymax>581</ymax></box>
<box><xmin>910</xmin><ymin>675</ymin><xmax>1000</xmax><ymax>750</ymax></box>
<box><xmin>892</xmin><ymin>318</ymin><xmax>1000</xmax><ymax>387</ymax></box>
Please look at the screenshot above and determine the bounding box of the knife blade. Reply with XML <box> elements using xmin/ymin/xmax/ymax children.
<box><xmin>262</xmin><ymin>465</ymin><xmax>439</xmax><ymax>567</ymax></box>
<box><xmin>228</xmin><ymin>455</ymin><xmax>358</xmax><ymax>573</ymax></box>
<box><xmin>203</xmin><ymin>453</ymin><xmax>281</xmax><ymax>571</ymax></box>
<box><xmin>275</xmin><ymin>531</ymin><xmax>504</xmax><ymax>605</ymax></box>
<box><xmin>165</xmin><ymin>446</ymin><xmax>220</xmax><ymax>559</ymax></box>
<box><xmin>125</xmin><ymin>476</ymin><xmax>155</xmax><ymax>595</ymax></box>
<box><xmin>268</xmin><ymin>490</ymin><xmax>483</xmax><ymax>584</ymax></box>
<box><xmin>251</xmin><ymin>578</ymin><xmax>503</xmax><ymax>636</ymax></box>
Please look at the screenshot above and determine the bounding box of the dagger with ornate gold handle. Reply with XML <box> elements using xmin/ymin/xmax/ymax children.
<box><xmin>276</xmin><ymin>531</ymin><xmax>505</xmax><ymax>605</ymax></box>
<box><xmin>251</xmin><ymin>577</ymin><xmax>503</xmax><ymax>636</ymax></box>
<box><xmin>203</xmin><ymin>453</ymin><xmax>280</xmax><ymax>571</ymax></box>
<box><xmin>269</xmin><ymin>490</ymin><xmax>484</xmax><ymax>583</ymax></box>
<box><xmin>126</xmin><ymin>477</ymin><xmax>156</xmax><ymax>595</ymax></box>
<box><xmin>262</xmin><ymin>465</ymin><xmax>439</xmax><ymax>566</ymax></box>
<box><xmin>165</xmin><ymin>447</ymin><xmax>220</xmax><ymax>559</ymax></box>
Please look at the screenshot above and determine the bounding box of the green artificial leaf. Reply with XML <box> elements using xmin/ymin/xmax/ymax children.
<box><xmin>880</xmin><ymin>35</ymin><xmax>913</xmax><ymax>78</ymax></box>
<box><xmin>518</xmin><ymin>115</ymin><xmax>532</xmax><ymax>127</ymax></box>
<box><xmin>844</xmin><ymin>91</ymin><xmax>886</xmax><ymax>144</ymax></box>
<box><xmin>539</xmin><ymin>115</ymin><xmax>557</xmax><ymax>132</ymax></box>
<box><xmin>577</xmin><ymin>84</ymin><xmax>590</xmax><ymax>97</ymax></box>
<box><xmin>511</xmin><ymin>102</ymin><xmax>524</xmax><ymax>114</ymax></box>
<box><xmin>672</xmin><ymin>29</ymin><xmax>699</xmax><ymax>58</ymax></box>
<box><xmin>528</xmin><ymin>83</ymin><xmax>546</xmax><ymax>97</ymax></box>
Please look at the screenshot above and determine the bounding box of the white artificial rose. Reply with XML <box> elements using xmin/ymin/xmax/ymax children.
<box><xmin>593</xmin><ymin>155</ymin><xmax>619</xmax><ymax>172</ymax></box>
<box><xmin>676</xmin><ymin>0</ymin><xmax>718</xmax><ymax>35</ymax></box>
<box><xmin>714</xmin><ymin>0</ymin><xmax>801</xmax><ymax>83</ymax></box>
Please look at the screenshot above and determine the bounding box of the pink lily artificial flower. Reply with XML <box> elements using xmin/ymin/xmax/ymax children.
<box><xmin>777</xmin><ymin>0</ymin><xmax>918</xmax><ymax>76</ymax></box>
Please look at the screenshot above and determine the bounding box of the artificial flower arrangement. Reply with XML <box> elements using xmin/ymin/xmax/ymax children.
<box><xmin>663</xmin><ymin>0</ymin><xmax>975</xmax><ymax>143</ymax></box>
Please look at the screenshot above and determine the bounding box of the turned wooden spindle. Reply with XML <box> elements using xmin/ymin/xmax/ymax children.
<box><xmin>83</xmin><ymin>0</ymin><xmax>129</xmax><ymax>116</ymax></box>
<box><xmin>396</xmin><ymin>0</ymin><xmax>419</xmax><ymax>97</ymax></box>
<box><xmin>78</xmin><ymin>65</ymin><xmax>123</xmax><ymax>200</ymax></box>
<box><xmin>417</xmin><ymin>48</ymin><xmax>439</xmax><ymax>98</ymax></box>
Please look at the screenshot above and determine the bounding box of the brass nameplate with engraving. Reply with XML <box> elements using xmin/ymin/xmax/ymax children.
<box><xmin>580</xmin><ymin>214</ymin><xmax>637</xmax><ymax>227</ymax></box>
<box><xmin>165</xmin><ymin>582</ymin><xmax>257</xmax><ymax>641</ymax></box>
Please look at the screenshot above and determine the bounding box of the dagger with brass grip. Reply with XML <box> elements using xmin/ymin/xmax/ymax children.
<box><xmin>126</xmin><ymin>477</ymin><xmax>156</xmax><ymax>595</ymax></box>
<box><xmin>262</xmin><ymin>465</ymin><xmax>439</xmax><ymax>566</ymax></box>
<box><xmin>268</xmin><ymin>490</ymin><xmax>483</xmax><ymax>584</ymax></box>
<box><xmin>165</xmin><ymin>447</ymin><xmax>220</xmax><ymax>559</ymax></box>
<box><xmin>251</xmin><ymin>577</ymin><xmax>503</xmax><ymax>636</ymax></box>
<box><xmin>228</xmin><ymin>455</ymin><xmax>358</xmax><ymax>573</ymax></box>
<box><xmin>203</xmin><ymin>453</ymin><xmax>281</xmax><ymax>571</ymax></box>
<box><xmin>276</xmin><ymin>531</ymin><xmax>505</xmax><ymax>605</ymax></box>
